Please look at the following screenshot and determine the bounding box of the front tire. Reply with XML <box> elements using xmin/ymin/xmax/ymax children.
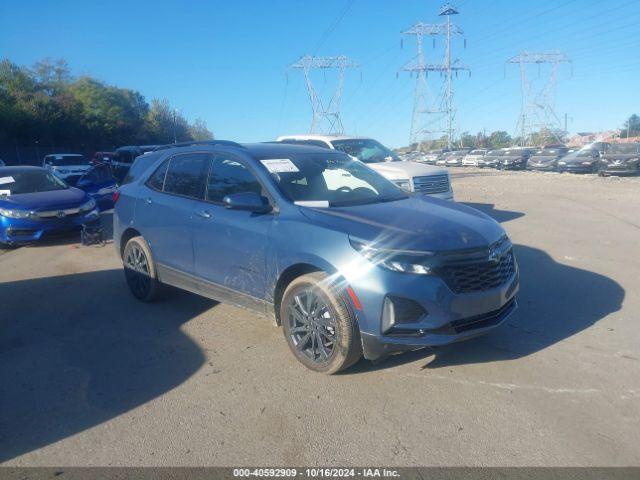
<box><xmin>281</xmin><ymin>272</ymin><xmax>362</xmax><ymax>374</ymax></box>
<box><xmin>123</xmin><ymin>236</ymin><xmax>160</xmax><ymax>302</ymax></box>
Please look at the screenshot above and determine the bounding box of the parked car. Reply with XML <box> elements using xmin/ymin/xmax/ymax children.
<box><xmin>598</xmin><ymin>142</ymin><xmax>640</xmax><ymax>176</ymax></box>
<box><xmin>0</xmin><ymin>166</ymin><xmax>99</xmax><ymax>246</ymax></box>
<box><xmin>422</xmin><ymin>149</ymin><xmax>450</xmax><ymax>165</ymax></box>
<box><xmin>462</xmin><ymin>149</ymin><xmax>488</xmax><ymax>167</ymax></box>
<box><xmin>92</xmin><ymin>151</ymin><xmax>116</xmax><ymax>165</ymax></box>
<box><xmin>526</xmin><ymin>147</ymin><xmax>569</xmax><ymax>172</ymax></box>
<box><xmin>112</xmin><ymin>145</ymin><xmax>159</xmax><ymax>183</ymax></box>
<box><xmin>277</xmin><ymin>135</ymin><xmax>453</xmax><ymax>200</ymax></box>
<box><xmin>75</xmin><ymin>164</ymin><xmax>118</xmax><ymax>210</ymax></box>
<box><xmin>557</xmin><ymin>148</ymin><xmax>600</xmax><ymax>173</ymax></box>
<box><xmin>43</xmin><ymin>153</ymin><xmax>92</xmax><ymax>185</ymax></box>
<box><xmin>496</xmin><ymin>147</ymin><xmax>533</xmax><ymax>170</ymax></box>
<box><xmin>479</xmin><ymin>149</ymin><xmax>504</xmax><ymax>168</ymax></box>
<box><xmin>114</xmin><ymin>141</ymin><xmax>519</xmax><ymax>373</ymax></box>
<box><xmin>445</xmin><ymin>149</ymin><xmax>472</xmax><ymax>167</ymax></box>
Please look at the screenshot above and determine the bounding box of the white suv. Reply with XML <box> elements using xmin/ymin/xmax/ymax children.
<box><xmin>43</xmin><ymin>154</ymin><xmax>93</xmax><ymax>185</ymax></box>
<box><xmin>277</xmin><ymin>135</ymin><xmax>454</xmax><ymax>201</ymax></box>
<box><xmin>462</xmin><ymin>149</ymin><xmax>488</xmax><ymax>166</ymax></box>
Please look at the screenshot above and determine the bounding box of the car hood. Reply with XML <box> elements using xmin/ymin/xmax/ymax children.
<box><xmin>0</xmin><ymin>187</ymin><xmax>87</xmax><ymax>210</ymax></box>
<box><xmin>561</xmin><ymin>156</ymin><xmax>596</xmax><ymax>164</ymax></box>
<box><xmin>50</xmin><ymin>164</ymin><xmax>92</xmax><ymax>171</ymax></box>
<box><xmin>529</xmin><ymin>156</ymin><xmax>558</xmax><ymax>162</ymax></box>
<box><xmin>368</xmin><ymin>161</ymin><xmax>447</xmax><ymax>180</ymax></box>
<box><xmin>499</xmin><ymin>155</ymin><xmax>523</xmax><ymax>162</ymax></box>
<box><xmin>299</xmin><ymin>195</ymin><xmax>505</xmax><ymax>252</ymax></box>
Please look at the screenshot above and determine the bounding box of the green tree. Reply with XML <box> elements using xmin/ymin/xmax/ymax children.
<box><xmin>621</xmin><ymin>114</ymin><xmax>640</xmax><ymax>138</ymax></box>
<box><xmin>488</xmin><ymin>131</ymin><xmax>512</xmax><ymax>148</ymax></box>
<box><xmin>189</xmin><ymin>118</ymin><xmax>214</xmax><ymax>141</ymax></box>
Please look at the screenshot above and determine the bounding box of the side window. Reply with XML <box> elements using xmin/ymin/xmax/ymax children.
<box><xmin>146</xmin><ymin>159</ymin><xmax>169</xmax><ymax>191</ymax></box>
<box><xmin>206</xmin><ymin>155</ymin><xmax>263</xmax><ymax>203</ymax></box>
<box><xmin>163</xmin><ymin>153</ymin><xmax>209</xmax><ymax>199</ymax></box>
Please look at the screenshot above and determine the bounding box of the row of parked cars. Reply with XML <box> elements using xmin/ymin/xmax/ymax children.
<box><xmin>401</xmin><ymin>142</ymin><xmax>640</xmax><ymax>175</ymax></box>
<box><xmin>0</xmin><ymin>135</ymin><xmax>454</xmax><ymax>247</ymax></box>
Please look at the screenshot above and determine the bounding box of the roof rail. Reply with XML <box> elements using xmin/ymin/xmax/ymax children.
<box><xmin>152</xmin><ymin>140</ymin><xmax>244</xmax><ymax>152</ymax></box>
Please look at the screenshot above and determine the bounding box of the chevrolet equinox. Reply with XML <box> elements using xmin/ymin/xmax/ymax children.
<box><xmin>114</xmin><ymin>140</ymin><xmax>519</xmax><ymax>373</ymax></box>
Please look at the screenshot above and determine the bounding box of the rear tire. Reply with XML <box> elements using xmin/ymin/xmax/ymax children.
<box><xmin>281</xmin><ymin>272</ymin><xmax>362</xmax><ymax>374</ymax></box>
<box><xmin>123</xmin><ymin>236</ymin><xmax>160</xmax><ymax>302</ymax></box>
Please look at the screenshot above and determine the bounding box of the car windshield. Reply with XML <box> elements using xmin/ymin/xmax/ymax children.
<box><xmin>262</xmin><ymin>153</ymin><xmax>407</xmax><ymax>207</ymax></box>
<box><xmin>331</xmin><ymin>139</ymin><xmax>397</xmax><ymax>164</ymax></box>
<box><xmin>0</xmin><ymin>169</ymin><xmax>68</xmax><ymax>195</ymax></box>
<box><xmin>487</xmin><ymin>150</ymin><xmax>505</xmax><ymax>156</ymax></box>
<box><xmin>608</xmin><ymin>143</ymin><xmax>640</xmax><ymax>154</ymax></box>
<box><xmin>46</xmin><ymin>155</ymin><xmax>89</xmax><ymax>166</ymax></box>
<box><xmin>502</xmin><ymin>150</ymin><xmax>520</xmax><ymax>155</ymax></box>
<box><xmin>469</xmin><ymin>150</ymin><xmax>486</xmax><ymax>155</ymax></box>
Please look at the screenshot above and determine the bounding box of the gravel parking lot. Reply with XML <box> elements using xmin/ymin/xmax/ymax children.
<box><xmin>1</xmin><ymin>168</ymin><xmax>639</xmax><ymax>467</ymax></box>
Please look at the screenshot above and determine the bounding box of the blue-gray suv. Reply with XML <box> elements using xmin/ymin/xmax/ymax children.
<box><xmin>114</xmin><ymin>141</ymin><xmax>519</xmax><ymax>373</ymax></box>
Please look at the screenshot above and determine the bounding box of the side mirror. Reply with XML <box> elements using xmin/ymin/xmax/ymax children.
<box><xmin>223</xmin><ymin>192</ymin><xmax>272</xmax><ymax>213</ymax></box>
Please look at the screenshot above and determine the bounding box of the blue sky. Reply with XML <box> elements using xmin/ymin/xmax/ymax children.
<box><xmin>1</xmin><ymin>0</ymin><xmax>639</xmax><ymax>147</ymax></box>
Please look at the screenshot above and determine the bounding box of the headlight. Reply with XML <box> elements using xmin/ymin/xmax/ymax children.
<box><xmin>393</xmin><ymin>180</ymin><xmax>411</xmax><ymax>191</ymax></box>
<box><xmin>581</xmin><ymin>161</ymin><xmax>593</xmax><ymax>165</ymax></box>
<box><xmin>558</xmin><ymin>161</ymin><xmax>566</xmax><ymax>165</ymax></box>
<box><xmin>350</xmin><ymin>238</ymin><xmax>435</xmax><ymax>275</ymax></box>
<box><xmin>79</xmin><ymin>198</ymin><xmax>96</xmax><ymax>212</ymax></box>
<box><xmin>0</xmin><ymin>208</ymin><xmax>33</xmax><ymax>219</ymax></box>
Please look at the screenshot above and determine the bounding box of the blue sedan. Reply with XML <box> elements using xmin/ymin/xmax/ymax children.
<box><xmin>0</xmin><ymin>166</ymin><xmax>100</xmax><ymax>246</ymax></box>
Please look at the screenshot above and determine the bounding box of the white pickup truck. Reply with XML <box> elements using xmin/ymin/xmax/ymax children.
<box><xmin>276</xmin><ymin>135</ymin><xmax>454</xmax><ymax>201</ymax></box>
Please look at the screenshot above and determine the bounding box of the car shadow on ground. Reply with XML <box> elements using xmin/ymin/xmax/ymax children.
<box><xmin>461</xmin><ymin>202</ymin><xmax>525</xmax><ymax>223</ymax></box>
<box><xmin>347</xmin><ymin>203</ymin><xmax>624</xmax><ymax>373</ymax></box>
<box><xmin>0</xmin><ymin>269</ymin><xmax>215</xmax><ymax>463</ymax></box>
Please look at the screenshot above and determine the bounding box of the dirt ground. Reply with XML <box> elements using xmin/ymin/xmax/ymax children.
<box><xmin>1</xmin><ymin>168</ymin><xmax>639</xmax><ymax>466</ymax></box>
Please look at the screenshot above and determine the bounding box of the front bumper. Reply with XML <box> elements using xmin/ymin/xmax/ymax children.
<box><xmin>348</xmin><ymin>260</ymin><xmax>520</xmax><ymax>361</ymax></box>
<box><xmin>599</xmin><ymin>165</ymin><xmax>639</xmax><ymax>175</ymax></box>
<box><xmin>527</xmin><ymin>163</ymin><xmax>556</xmax><ymax>171</ymax></box>
<box><xmin>557</xmin><ymin>163</ymin><xmax>595</xmax><ymax>173</ymax></box>
<box><xmin>0</xmin><ymin>210</ymin><xmax>100</xmax><ymax>245</ymax></box>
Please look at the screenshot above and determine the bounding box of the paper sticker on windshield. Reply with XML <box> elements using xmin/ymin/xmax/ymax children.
<box><xmin>260</xmin><ymin>159</ymin><xmax>299</xmax><ymax>173</ymax></box>
<box><xmin>0</xmin><ymin>176</ymin><xmax>15</xmax><ymax>185</ymax></box>
<box><xmin>0</xmin><ymin>189</ymin><xmax>10</xmax><ymax>196</ymax></box>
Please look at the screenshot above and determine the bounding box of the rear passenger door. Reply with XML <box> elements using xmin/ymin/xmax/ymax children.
<box><xmin>192</xmin><ymin>153</ymin><xmax>274</xmax><ymax>305</ymax></box>
<box><xmin>136</xmin><ymin>152</ymin><xmax>210</xmax><ymax>278</ymax></box>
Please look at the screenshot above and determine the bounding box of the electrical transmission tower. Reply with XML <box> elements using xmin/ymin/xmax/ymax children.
<box><xmin>506</xmin><ymin>51</ymin><xmax>572</xmax><ymax>146</ymax></box>
<box><xmin>400</xmin><ymin>3</ymin><xmax>469</xmax><ymax>148</ymax></box>
<box><xmin>289</xmin><ymin>55</ymin><xmax>359</xmax><ymax>135</ymax></box>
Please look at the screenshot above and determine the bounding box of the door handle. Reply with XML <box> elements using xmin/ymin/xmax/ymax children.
<box><xmin>144</xmin><ymin>197</ymin><xmax>153</xmax><ymax>205</ymax></box>
<box><xmin>195</xmin><ymin>210</ymin><xmax>212</xmax><ymax>219</ymax></box>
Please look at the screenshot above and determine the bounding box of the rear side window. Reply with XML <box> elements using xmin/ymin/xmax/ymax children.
<box><xmin>163</xmin><ymin>153</ymin><xmax>209</xmax><ymax>199</ymax></box>
<box><xmin>146</xmin><ymin>159</ymin><xmax>169</xmax><ymax>191</ymax></box>
<box><xmin>206</xmin><ymin>155</ymin><xmax>263</xmax><ymax>203</ymax></box>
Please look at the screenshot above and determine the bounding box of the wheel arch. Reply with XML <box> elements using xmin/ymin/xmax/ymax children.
<box><xmin>119</xmin><ymin>227</ymin><xmax>142</xmax><ymax>258</ymax></box>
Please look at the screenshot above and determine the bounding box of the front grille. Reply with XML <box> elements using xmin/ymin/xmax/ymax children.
<box><xmin>438</xmin><ymin>248</ymin><xmax>516</xmax><ymax>294</ymax></box>
<box><xmin>451</xmin><ymin>298</ymin><xmax>516</xmax><ymax>333</ymax></box>
<box><xmin>413</xmin><ymin>174</ymin><xmax>449</xmax><ymax>194</ymax></box>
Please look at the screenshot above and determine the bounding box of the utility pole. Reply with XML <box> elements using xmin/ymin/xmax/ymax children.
<box><xmin>400</xmin><ymin>3</ymin><xmax>469</xmax><ymax>149</ymax></box>
<box><xmin>289</xmin><ymin>55</ymin><xmax>359</xmax><ymax>135</ymax></box>
<box><xmin>506</xmin><ymin>51</ymin><xmax>571</xmax><ymax>146</ymax></box>
<box><xmin>172</xmin><ymin>109</ymin><xmax>177</xmax><ymax>144</ymax></box>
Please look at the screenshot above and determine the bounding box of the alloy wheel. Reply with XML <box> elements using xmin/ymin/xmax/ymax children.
<box><xmin>287</xmin><ymin>288</ymin><xmax>337</xmax><ymax>363</ymax></box>
<box><xmin>125</xmin><ymin>244</ymin><xmax>151</xmax><ymax>297</ymax></box>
